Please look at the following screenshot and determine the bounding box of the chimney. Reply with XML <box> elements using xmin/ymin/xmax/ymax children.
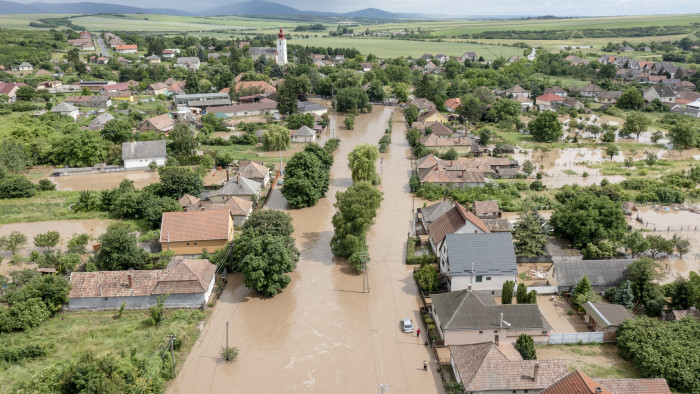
<box><xmin>226</xmin><ymin>169</ymin><xmax>230</xmax><ymax>182</ymax></box>
<box><xmin>467</xmin><ymin>284</ymin><xmax>472</xmax><ymax>292</ymax></box>
<box><xmin>499</xmin><ymin>312</ymin><xmax>503</xmax><ymax>328</ymax></box>
<box><xmin>236</xmin><ymin>174</ymin><xmax>239</xmax><ymax>183</ymax></box>
<box><xmin>533</xmin><ymin>364</ymin><xmax>540</xmax><ymax>382</ymax></box>
<box><xmin>595</xmin><ymin>389</ymin><xmax>603</xmax><ymax>393</ymax></box>
<box><xmin>494</xmin><ymin>334</ymin><xmax>499</xmax><ymax>346</ymax></box>
<box><xmin>127</xmin><ymin>274</ymin><xmax>133</xmax><ymax>289</ymax></box>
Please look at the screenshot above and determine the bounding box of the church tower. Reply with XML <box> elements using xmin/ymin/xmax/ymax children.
<box><xmin>276</xmin><ymin>28</ymin><xmax>288</xmax><ymax>66</ymax></box>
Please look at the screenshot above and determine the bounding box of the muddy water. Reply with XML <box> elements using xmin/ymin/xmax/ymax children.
<box><xmin>170</xmin><ymin>107</ymin><xmax>441</xmax><ymax>393</ymax></box>
<box><xmin>52</xmin><ymin>169</ymin><xmax>231</xmax><ymax>191</ymax></box>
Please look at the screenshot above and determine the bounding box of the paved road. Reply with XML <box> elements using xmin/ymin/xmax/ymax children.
<box><xmin>95</xmin><ymin>34</ymin><xmax>110</xmax><ymax>58</ymax></box>
<box><xmin>169</xmin><ymin>106</ymin><xmax>443</xmax><ymax>393</ymax></box>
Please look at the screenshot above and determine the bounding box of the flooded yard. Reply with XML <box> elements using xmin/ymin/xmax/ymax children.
<box><xmin>170</xmin><ymin>106</ymin><xmax>442</xmax><ymax>393</ymax></box>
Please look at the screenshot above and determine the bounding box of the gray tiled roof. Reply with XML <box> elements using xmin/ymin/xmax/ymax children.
<box><xmin>432</xmin><ymin>290</ymin><xmax>552</xmax><ymax>330</ymax></box>
<box><xmin>209</xmin><ymin>175</ymin><xmax>261</xmax><ymax>197</ymax></box>
<box><xmin>555</xmin><ymin>259</ymin><xmax>634</xmax><ymax>289</ymax></box>
<box><xmin>445</xmin><ymin>233</ymin><xmax>517</xmax><ymax>276</ymax></box>
<box><xmin>51</xmin><ymin>101</ymin><xmax>78</xmax><ymax>113</ymax></box>
<box><xmin>296</xmin><ymin>101</ymin><xmax>326</xmax><ymax>113</ymax></box>
<box><xmin>292</xmin><ymin>125</ymin><xmax>316</xmax><ymax>137</ymax></box>
<box><xmin>88</xmin><ymin>112</ymin><xmax>115</xmax><ymax>130</ymax></box>
<box><xmin>420</xmin><ymin>200</ymin><xmax>454</xmax><ymax>224</ymax></box>
<box><xmin>121</xmin><ymin>140</ymin><xmax>166</xmax><ymax>160</ymax></box>
<box><xmin>582</xmin><ymin>301</ymin><xmax>633</xmax><ymax>328</ymax></box>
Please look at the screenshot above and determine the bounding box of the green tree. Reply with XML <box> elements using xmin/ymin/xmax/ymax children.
<box><xmin>668</xmin><ymin>122</ymin><xmax>697</xmax><ymax>150</ymax></box>
<box><xmin>0</xmin><ymin>140</ymin><xmax>29</xmax><ymax>174</ymax></box>
<box><xmin>527</xmin><ymin>289</ymin><xmax>537</xmax><ymax>304</ymax></box>
<box><xmin>168</xmin><ymin>124</ymin><xmax>197</xmax><ymax>159</ymax></box>
<box><xmin>478</xmin><ymin>128</ymin><xmax>492</xmax><ymax>146</ymax></box>
<box><xmin>239</xmin><ymin>233</ymin><xmax>299</xmax><ymax>297</ymax></box>
<box><xmin>616</xmin><ymin>88</ymin><xmax>645</xmax><ymax>110</ymax></box>
<box><xmin>609</xmin><ymin>280</ymin><xmax>635</xmax><ymax>309</ymax></box>
<box><xmin>671</xmin><ymin>235</ymin><xmax>691</xmax><ymax>258</ymax></box>
<box><xmin>367</xmin><ymin>79</ymin><xmax>385</xmax><ymax>102</ymax></box>
<box><xmin>502</xmin><ymin>280</ymin><xmax>514</xmax><ymax>304</ymax></box>
<box><xmin>627</xmin><ymin>257</ymin><xmax>663</xmax><ymax>305</ymax></box>
<box><xmin>54</xmin><ymin>129</ymin><xmax>108</xmax><ymax>167</ymax></box>
<box><xmin>95</xmin><ymin>223</ymin><xmax>147</xmax><ymax>271</ymax></box>
<box><xmin>644</xmin><ymin>150</ymin><xmax>658</xmax><ymax>166</ymax></box>
<box><xmin>347</xmin><ymin>144</ymin><xmax>380</xmax><ymax>184</ymax></box>
<box><xmin>414</xmin><ymin>264</ymin><xmax>439</xmax><ymax>291</ymax></box>
<box><xmin>330</xmin><ymin>181</ymin><xmax>383</xmax><ymax>258</ymax></box>
<box><xmin>0</xmin><ymin>231</ymin><xmax>27</xmax><ymax>257</ymax></box>
<box><xmin>487</xmin><ymin>99</ymin><xmax>521</xmax><ymax>123</ymax></box>
<box><xmin>158</xmin><ymin>166</ymin><xmax>203</xmax><ymax>200</ymax></box>
<box><xmin>100</xmin><ymin>119</ymin><xmax>133</xmax><ymax>144</ymax></box>
<box><xmin>513</xmin><ymin>209</ymin><xmax>548</xmax><ymax>257</ymax></box>
<box><xmin>262</xmin><ymin>124</ymin><xmax>291</xmax><ymax>151</ymax></box>
<box><xmin>646</xmin><ymin>235</ymin><xmax>674</xmax><ymax>258</ymax></box>
<box><xmin>67</xmin><ymin>233</ymin><xmax>90</xmax><ymax>256</ymax></box>
<box><xmin>277</xmin><ymin>75</ymin><xmax>311</xmax><ymax>115</ymax></box>
<box><xmin>404</xmin><ymin>104</ymin><xmax>419</xmax><ymax>126</ymax></box>
<box><xmin>574</xmin><ymin>275</ymin><xmax>593</xmax><ymax>296</ymax></box>
<box><xmin>33</xmin><ymin>231</ymin><xmax>60</xmax><ymax>252</ymax></box>
<box><xmin>516</xmin><ymin>283</ymin><xmax>528</xmax><ymax>304</ymax></box>
<box><xmin>149</xmin><ymin>294</ymin><xmax>168</xmax><ymax>325</ymax></box>
<box><xmin>281</xmin><ymin>151</ymin><xmax>324</xmax><ymax>208</ymax></box>
<box><xmin>514</xmin><ymin>333</ymin><xmax>536</xmax><ymax>360</ymax></box>
<box><xmin>0</xmin><ymin>175</ymin><xmax>37</xmax><ymax>199</ymax></box>
<box><xmin>335</xmin><ymin>87</ymin><xmax>371</xmax><ymax>113</ymax></box>
<box><xmin>456</xmin><ymin>94</ymin><xmax>486</xmax><ymax>124</ymax></box>
<box><xmin>549</xmin><ymin>192</ymin><xmax>627</xmax><ymax>249</ymax></box>
<box><xmin>529</xmin><ymin>111</ymin><xmax>563</xmax><ymax>142</ymax></box>
<box><xmin>15</xmin><ymin>85</ymin><xmax>35</xmax><ymax>101</ymax></box>
<box><xmin>344</xmin><ymin>114</ymin><xmax>355</xmax><ymax>130</ymax></box>
<box><xmin>622</xmin><ymin>113</ymin><xmax>650</xmax><ymax>140</ymax></box>
<box><xmin>622</xmin><ymin>230</ymin><xmax>650</xmax><ymax>257</ymax></box>
<box><xmin>522</xmin><ymin>160</ymin><xmax>535</xmax><ymax>176</ymax></box>
<box><xmin>604</xmin><ymin>144</ymin><xmax>620</xmax><ymax>160</ymax></box>
<box><xmin>285</xmin><ymin>113</ymin><xmax>315</xmax><ymax>129</ymax></box>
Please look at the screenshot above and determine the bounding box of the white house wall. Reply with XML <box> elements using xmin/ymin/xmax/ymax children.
<box><xmin>124</xmin><ymin>157</ymin><xmax>166</xmax><ymax>169</ymax></box>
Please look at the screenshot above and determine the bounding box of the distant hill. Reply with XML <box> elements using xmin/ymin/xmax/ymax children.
<box><xmin>199</xmin><ymin>1</ymin><xmax>428</xmax><ymax>18</ymax></box>
<box><xmin>0</xmin><ymin>1</ymin><xmax>190</xmax><ymax>15</ymax></box>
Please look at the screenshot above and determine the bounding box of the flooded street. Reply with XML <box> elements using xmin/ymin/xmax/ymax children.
<box><xmin>170</xmin><ymin>107</ymin><xmax>442</xmax><ymax>393</ymax></box>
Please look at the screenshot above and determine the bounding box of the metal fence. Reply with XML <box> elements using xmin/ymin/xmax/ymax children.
<box><xmin>548</xmin><ymin>332</ymin><xmax>604</xmax><ymax>344</ymax></box>
<box><xmin>528</xmin><ymin>286</ymin><xmax>559</xmax><ymax>294</ymax></box>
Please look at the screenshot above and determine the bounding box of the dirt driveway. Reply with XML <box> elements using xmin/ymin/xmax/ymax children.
<box><xmin>536</xmin><ymin>295</ymin><xmax>589</xmax><ymax>333</ymax></box>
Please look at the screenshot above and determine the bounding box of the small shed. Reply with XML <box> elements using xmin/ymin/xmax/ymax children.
<box><xmin>582</xmin><ymin>301</ymin><xmax>633</xmax><ymax>342</ymax></box>
<box><xmin>290</xmin><ymin>125</ymin><xmax>316</xmax><ymax>143</ymax></box>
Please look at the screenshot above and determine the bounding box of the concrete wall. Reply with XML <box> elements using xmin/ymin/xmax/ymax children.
<box><xmin>449</xmin><ymin>274</ymin><xmax>513</xmax><ymax>295</ymax></box>
<box><xmin>443</xmin><ymin>327</ymin><xmax>550</xmax><ymax>346</ymax></box>
<box><xmin>124</xmin><ymin>157</ymin><xmax>166</xmax><ymax>169</ymax></box>
<box><xmin>68</xmin><ymin>292</ymin><xmax>208</xmax><ymax>310</ymax></box>
<box><xmin>161</xmin><ymin>239</ymin><xmax>229</xmax><ymax>255</ymax></box>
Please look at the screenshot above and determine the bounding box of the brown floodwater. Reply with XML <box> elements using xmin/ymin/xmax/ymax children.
<box><xmin>169</xmin><ymin>106</ymin><xmax>443</xmax><ymax>393</ymax></box>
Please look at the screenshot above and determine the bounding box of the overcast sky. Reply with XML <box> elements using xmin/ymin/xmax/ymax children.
<box><xmin>13</xmin><ymin>0</ymin><xmax>700</xmax><ymax>15</ymax></box>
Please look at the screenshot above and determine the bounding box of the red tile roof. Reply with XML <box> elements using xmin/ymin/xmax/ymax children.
<box><xmin>445</xmin><ymin>97</ymin><xmax>461</xmax><ymax>110</ymax></box>
<box><xmin>596</xmin><ymin>378</ymin><xmax>671</xmax><ymax>394</ymax></box>
<box><xmin>540</xmin><ymin>370</ymin><xmax>612</xmax><ymax>394</ymax></box>
<box><xmin>428</xmin><ymin>203</ymin><xmax>490</xmax><ymax>245</ymax></box>
<box><xmin>235</xmin><ymin>80</ymin><xmax>276</xmax><ymax>94</ymax></box>
<box><xmin>536</xmin><ymin>93</ymin><xmax>566</xmax><ymax>102</ymax></box>
<box><xmin>160</xmin><ymin>210</ymin><xmax>233</xmax><ymax>243</ymax></box>
<box><xmin>116</xmin><ymin>44</ymin><xmax>137</xmax><ymax>50</ymax></box>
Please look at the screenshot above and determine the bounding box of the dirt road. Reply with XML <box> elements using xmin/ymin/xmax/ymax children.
<box><xmin>169</xmin><ymin>107</ymin><xmax>441</xmax><ymax>393</ymax></box>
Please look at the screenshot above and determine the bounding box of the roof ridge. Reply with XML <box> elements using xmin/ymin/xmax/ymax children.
<box><xmin>444</xmin><ymin>290</ymin><xmax>471</xmax><ymax>328</ymax></box>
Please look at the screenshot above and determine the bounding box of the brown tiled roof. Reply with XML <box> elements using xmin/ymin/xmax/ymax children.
<box><xmin>148</xmin><ymin>82</ymin><xmax>168</xmax><ymax>91</ymax></box>
<box><xmin>481</xmin><ymin>219</ymin><xmax>513</xmax><ymax>232</ymax></box>
<box><xmin>186</xmin><ymin>196</ymin><xmax>253</xmax><ymax>218</ymax></box>
<box><xmin>426</xmin><ymin>122</ymin><xmax>452</xmax><ymax>136</ymax></box>
<box><xmin>536</xmin><ymin>93</ymin><xmax>566</xmax><ymax>102</ymax></box>
<box><xmin>420</xmin><ymin>134</ymin><xmax>472</xmax><ymax>147</ymax></box>
<box><xmin>450</xmin><ymin>343</ymin><xmax>567</xmax><ymax>391</ymax></box>
<box><xmin>514</xmin><ymin>95</ymin><xmax>533</xmax><ymax>104</ymax></box>
<box><xmin>428</xmin><ymin>203</ymin><xmax>490</xmax><ymax>245</ymax></box>
<box><xmin>179</xmin><ymin>194</ymin><xmax>200</xmax><ymax>207</ymax></box>
<box><xmin>152</xmin><ymin>258</ymin><xmax>216</xmax><ymax>295</ymax></box>
<box><xmin>473</xmin><ymin>200</ymin><xmax>499</xmax><ymax>216</ymax></box>
<box><xmin>596</xmin><ymin>378</ymin><xmax>671</xmax><ymax>394</ymax></box>
<box><xmin>416</xmin><ymin>154</ymin><xmax>448</xmax><ymax>170</ymax></box>
<box><xmin>417</xmin><ymin>109</ymin><xmax>446</xmax><ymax>122</ymax></box>
<box><xmin>506</xmin><ymin>84</ymin><xmax>528</xmax><ymax>94</ymax></box>
<box><xmin>445</xmin><ymin>97</ymin><xmax>461</xmax><ymax>110</ymax></box>
<box><xmin>235</xmin><ymin>80</ymin><xmax>276</xmax><ymax>94</ymax></box>
<box><xmin>540</xmin><ymin>370</ymin><xmax>612</xmax><ymax>394</ymax></box>
<box><xmin>417</xmin><ymin>166</ymin><xmax>485</xmax><ymax>185</ymax></box>
<box><xmin>69</xmin><ymin>259</ymin><xmax>216</xmax><ymax>299</ymax></box>
<box><xmin>160</xmin><ymin>210</ymin><xmax>232</xmax><ymax>243</ymax></box>
<box><xmin>238</xmin><ymin>162</ymin><xmax>269</xmax><ymax>180</ymax></box>
<box><xmin>141</xmin><ymin>114</ymin><xmax>174</xmax><ymax>131</ymax></box>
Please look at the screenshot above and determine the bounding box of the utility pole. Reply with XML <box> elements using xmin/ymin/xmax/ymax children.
<box><xmin>377</xmin><ymin>383</ymin><xmax>391</xmax><ymax>394</ymax></box>
<box><xmin>168</xmin><ymin>335</ymin><xmax>176</xmax><ymax>375</ymax></box>
<box><xmin>226</xmin><ymin>321</ymin><xmax>229</xmax><ymax>349</ymax></box>
<box><xmin>361</xmin><ymin>249</ymin><xmax>370</xmax><ymax>293</ymax></box>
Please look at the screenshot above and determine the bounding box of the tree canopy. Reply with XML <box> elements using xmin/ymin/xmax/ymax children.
<box><xmin>549</xmin><ymin>192</ymin><xmax>627</xmax><ymax>249</ymax></box>
<box><xmin>95</xmin><ymin>223</ymin><xmax>147</xmax><ymax>271</ymax></box>
<box><xmin>347</xmin><ymin>144</ymin><xmax>380</xmax><ymax>184</ymax></box>
<box><xmin>528</xmin><ymin>111</ymin><xmax>563</xmax><ymax>142</ymax></box>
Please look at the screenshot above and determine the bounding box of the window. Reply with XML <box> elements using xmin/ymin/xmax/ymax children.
<box><xmin>494</xmin><ymin>330</ymin><xmax>498</xmax><ymax>333</ymax></box>
<box><xmin>479</xmin><ymin>331</ymin><xmax>483</xmax><ymax>334</ymax></box>
<box><xmin>186</xmin><ymin>243</ymin><xmax>190</xmax><ymax>246</ymax></box>
<box><xmin>542</xmin><ymin>330</ymin><xmax>548</xmax><ymax>335</ymax></box>
<box><xmin>476</xmin><ymin>276</ymin><xmax>483</xmax><ymax>283</ymax></box>
<box><xmin>486</xmin><ymin>277</ymin><xmax>491</xmax><ymax>281</ymax></box>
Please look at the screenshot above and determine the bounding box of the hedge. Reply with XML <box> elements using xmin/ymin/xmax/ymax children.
<box><xmin>406</xmin><ymin>237</ymin><xmax>436</xmax><ymax>265</ymax></box>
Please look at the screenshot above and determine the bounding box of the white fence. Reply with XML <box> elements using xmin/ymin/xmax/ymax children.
<box><xmin>528</xmin><ymin>286</ymin><xmax>559</xmax><ymax>294</ymax></box>
<box><xmin>548</xmin><ymin>332</ymin><xmax>604</xmax><ymax>344</ymax></box>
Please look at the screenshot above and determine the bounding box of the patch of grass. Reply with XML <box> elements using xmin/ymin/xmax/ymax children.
<box><xmin>562</xmin><ymin>169</ymin><xmax>577</xmax><ymax>175</ymax></box>
<box><xmin>0</xmin><ymin>308</ymin><xmax>210</xmax><ymax>389</ymax></box>
<box><xmin>0</xmin><ymin>191</ymin><xmax>109</xmax><ymax>225</ymax></box>
<box><xmin>536</xmin><ymin>343</ymin><xmax>639</xmax><ymax>379</ymax></box>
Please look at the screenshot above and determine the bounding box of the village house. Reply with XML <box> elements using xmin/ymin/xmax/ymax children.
<box><xmin>438</xmin><ymin>232</ymin><xmax>518</xmax><ymax>294</ymax></box>
<box><xmin>417</xmin><ymin>164</ymin><xmax>486</xmax><ymax>188</ymax></box>
<box><xmin>162</xmin><ymin>49</ymin><xmax>175</xmax><ymax>58</ymax></box>
<box><xmin>206</xmin><ymin>100</ymin><xmax>278</xmax><ymax>118</ymax></box>
<box><xmin>544</xmin><ymin>86</ymin><xmax>567</xmax><ymax>97</ymax></box>
<box><xmin>160</xmin><ymin>210</ymin><xmax>234</xmax><ymax>255</ymax></box>
<box><xmin>444</xmin><ymin>97</ymin><xmax>461</xmax><ymax>112</ymax></box>
<box><xmin>582</xmin><ymin>301</ymin><xmax>633</xmax><ymax>342</ymax></box>
<box><xmin>146</xmin><ymin>53</ymin><xmax>161</xmax><ymax>64</ymax></box>
<box><xmin>432</xmin><ymin>288</ymin><xmax>551</xmax><ymax>343</ymax></box>
<box><xmin>541</xmin><ymin>369</ymin><xmax>671</xmax><ymax>394</ymax></box>
<box><xmin>408</xmin><ymin>97</ymin><xmax>436</xmax><ymax>112</ymax></box>
<box><xmin>579</xmin><ymin>84</ymin><xmax>604</xmax><ymax>98</ymax></box>
<box><xmin>206</xmin><ymin>175</ymin><xmax>262</xmax><ymax>201</ymax></box>
<box><xmin>472</xmin><ymin>200</ymin><xmax>501</xmax><ymax>219</ymax></box>
<box><xmin>554</xmin><ymin>259</ymin><xmax>634</xmax><ymax>292</ymax></box>
<box><xmin>103</xmin><ymin>90</ymin><xmax>135</xmax><ymax>102</ymax></box>
<box><xmin>662</xmin><ymin>306</ymin><xmax>700</xmax><ymax>321</ymax></box>
<box><xmin>415</xmin><ymin>200</ymin><xmax>454</xmax><ymax>235</ymax></box>
<box><xmin>116</xmin><ymin>44</ymin><xmax>138</xmax><ymax>54</ymax></box>
<box><xmin>64</xmin><ymin>95</ymin><xmax>112</xmax><ymax>109</ymax></box>
<box><xmin>174</xmin><ymin>93</ymin><xmax>231</xmax><ymax>108</ymax></box>
<box><xmin>291</xmin><ymin>125</ymin><xmax>317</xmax><ymax>144</ymax></box>
<box><xmin>0</xmin><ymin>82</ymin><xmax>26</xmax><ymax>102</ymax></box>
<box><xmin>428</xmin><ymin>203</ymin><xmax>490</xmax><ymax>260</ymax></box>
<box><xmin>505</xmin><ymin>84</ymin><xmax>530</xmax><ymax>98</ymax></box>
<box><xmin>138</xmin><ymin>114</ymin><xmax>175</xmax><ymax>133</ymax></box>
<box><xmin>461</xmin><ymin>51</ymin><xmax>477</xmax><ymax>62</ymax></box>
<box><xmin>248</xmin><ymin>47</ymin><xmax>277</xmax><ymax>62</ymax></box>
<box><xmin>67</xmin><ymin>258</ymin><xmax>216</xmax><ymax>310</ymax></box>
<box><xmin>536</xmin><ymin>93</ymin><xmax>566</xmax><ymax>110</ymax></box>
<box><xmin>181</xmin><ymin>195</ymin><xmax>254</xmax><ymax>226</ymax></box>
<box><xmin>449</xmin><ymin>342</ymin><xmax>567</xmax><ymax>393</ymax></box>
<box><xmin>146</xmin><ymin>82</ymin><xmax>168</xmax><ymax>96</ymax></box>
<box><xmin>596</xmin><ymin>91</ymin><xmax>623</xmax><ymax>104</ymax></box>
<box><xmin>237</xmin><ymin>161</ymin><xmax>270</xmax><ymax>188</ymax></box>
<box><xmin>643</xmin><ymin>85</ymin><xmax>676</xmax><ymax>104</ymax></box>
<box><xmin>175</xmin><ymin>57</ymin><xmax>201</xmax><ymax>70</ymax></box>
<box><xmin>419</xmin><ymin>134</ymin><xmax>479</xmax><ymax>154</ymax></box>
<box><xmin>36</xmin><ymin>80</ymin><xmax>62</xmax><ymax>91</ymax></box>
<box><xmin>14</xmin><ymin>62</ymin><xmax>33</xmax><ymax>72</ymax></box>
<box><xmin>51</xmin><ymin>101</ymin><xmax>80</xmax><ymax>120</ymax></box>
<box><xmin>513</xmin><ymin>95</ymin><xmax>534</xmax><ymax>110</ymax></box>
<box><xmin>88</xmin><ymin>112</ymin><xmax>115</xmax><ymax>131</ymax></box>
<box><xmin>561</xmin><ymin>97</ymin><xmax>585</xmax><ymax>110</ymax></box>
<box><xmin>417</xmin><ymin>109</ymin><xmax>449</xmax><ymax>124</ymax></box>
<box><xmin>121</xmin><ymin>140</ymin><xmax>166</xmax><ymax>170</ymax></box>
<box><xmin>296</xmin><ymin>101</ymin><xmax>327</xmax><ymax>116</ymax></box>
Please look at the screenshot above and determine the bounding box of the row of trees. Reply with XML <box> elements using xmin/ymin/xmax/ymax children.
<box><xmin>501</xmin><ymin>280</ymin><xmax>537</xmax><ymax>304</ymax></box>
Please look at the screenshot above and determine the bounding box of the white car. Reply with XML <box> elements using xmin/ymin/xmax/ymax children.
<box><xmin>400</xmin><ymin>318</ymin><xmax>414</xmax><ymax>333</ymax></box>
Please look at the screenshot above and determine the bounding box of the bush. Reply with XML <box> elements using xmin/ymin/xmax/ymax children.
<box><xmin>414</xmin><ymin>264</ymin><xmax>439</xmax><ymax>291</ymax></box>
<box><xmin>37</xmin><ymin>179</ymin><xmax>56</xmax><ymax>191</ymax></box>
<box><xmin>0</xmin><ymin>175</ymin><xmax>37</xmax><ymax>199</ymax></box>
<box><xmin>0</xmin><ymin>344</ymin><xmax>47</xmax><ymax>363</ymax></box>
<box><xmin>514</xmin><ymin>333</ymin><xmax>536</xmax><ymax>360</ymax></box>
<box><xmin>220</xmin><ymin>346</ymin><xmax>239</xmax><ymax>361</ymax></box>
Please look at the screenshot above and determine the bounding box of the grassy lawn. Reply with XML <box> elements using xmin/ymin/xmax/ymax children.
<box><xmin>536</xmin><ymin>343</ymin><xmax>639</xmax><ymax>378</ymax></box>
<box><xmin>0</xmin><ymin>308</ymin><xmax>210</xmax><ymax>390</ymax></box>
<box><xmin>0</xmin><ymin>191</ymin><xmax>108</xmax><ymax>225</ymax></box>
<box><xmin>495</xmin><ymin>129</ymin><xmax>665</xmax><ymax>151</ymax></box>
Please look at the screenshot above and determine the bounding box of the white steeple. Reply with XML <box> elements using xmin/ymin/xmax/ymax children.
<box><xmin>276</xmin><ymin>28</ymin><xmax>288</xmax><ymax>66</ymax></box>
